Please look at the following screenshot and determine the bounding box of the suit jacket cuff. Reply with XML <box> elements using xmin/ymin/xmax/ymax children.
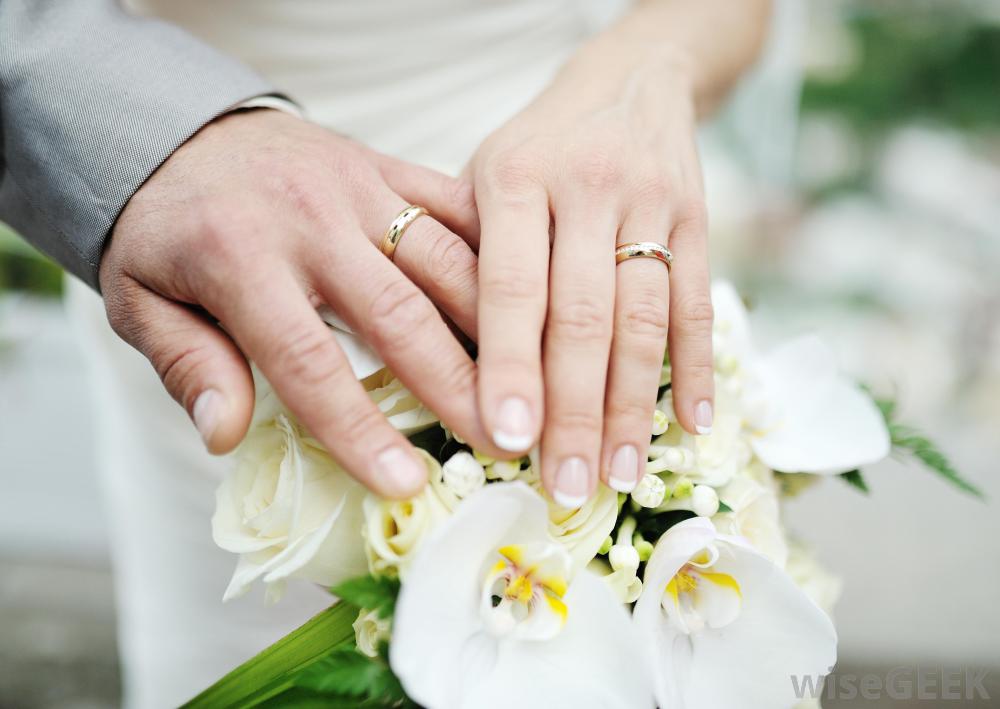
<box><xmin>0</xmin><ymin>2</ymin><xmax>288</xmax><ymax>290</ymax></box>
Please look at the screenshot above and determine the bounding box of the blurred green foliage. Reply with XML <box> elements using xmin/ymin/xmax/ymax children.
<box><xmin>0</xmin><ymin>221</ymin><xmax>63</xmax><ymax>296</ymax></box>
<box><xmin>802</xmin><ymin>6</ymin><xmax>1000</xmax><ymax>136</ymax></box>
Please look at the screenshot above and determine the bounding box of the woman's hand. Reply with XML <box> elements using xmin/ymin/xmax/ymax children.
<box><xmin>468</xmin><ymin>41</ymin><xmax>715</xmax><ymax>506</ymax></box>
<box><xmin>101</xmin><ymin>108</ymin><xmax>505</xmax><ymax>498</ymax></box>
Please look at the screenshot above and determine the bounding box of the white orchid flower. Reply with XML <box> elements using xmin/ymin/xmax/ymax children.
<box><xmin>391</xmin><ymin>482</ymin><xmax>653</xmax><ymax>709</ymax></box>
<box><xmin>634</xmin><ymin>517</ymin><xmax>836</xmax><ymax>709</ymax></box>
<box><xmin>712</xmin><ymin>281</ymin><xmax>890</xmax><ymax>473</ymax></box>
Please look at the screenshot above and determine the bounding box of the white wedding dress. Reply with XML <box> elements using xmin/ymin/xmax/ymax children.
<box><xmin>66</xmin><ymin>1</ymin><xmax>802</xmax><ymax>706</ymax></box>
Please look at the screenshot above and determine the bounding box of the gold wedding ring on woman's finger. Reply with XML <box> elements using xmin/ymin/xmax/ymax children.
<box><xmin>379</xmin><ymin>205</ymin><xmax>429</xmax><ymax>260</ymax></box>
<box><xmin>615</xmin><ymin>242</ymin><xmax>673</xmax><ymax>270</ymax></box>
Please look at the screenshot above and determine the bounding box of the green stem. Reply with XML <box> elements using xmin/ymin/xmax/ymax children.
<box><xmin>181</xmin><ymin>601</ymin><xmax>358</xmax><ymax>709</ymax></box>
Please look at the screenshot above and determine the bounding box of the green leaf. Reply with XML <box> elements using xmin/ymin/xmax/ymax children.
<box><xmin>864</xmin><ymin>391</ymin><xmax>982</xmax><ymax>499</ymax></box>
<box><xmin>330</xmin><ymin>575</ymin><xmax>401</xmax><ymax>619</ymax></box>
<box><xmin>256</xmin><ymin>686</ymin><xmax>410</xmax><ymax>709</ymax></box>
<box><xmin>295</xmin><ymin>648</ymin><xmax>393</xmax><ymax>697</ymax></box>
<box><xmin>890</xmin><ymin>424</ymin><xmax>984</xmax><ymax>498</ymax></box>
<box><xmin>181</xmin><ymin>602</ymin><xmax>358</xmax><ymax>708</ymax></box>
<box><xmin>717</xmin><ymin>501</ymin><xmax>734</xmax><ymax>513</ymax></box>
<box><xmin>840</xmin><ymin>469</ymin><xmax>870</xmax><ymax>494</ymax></box>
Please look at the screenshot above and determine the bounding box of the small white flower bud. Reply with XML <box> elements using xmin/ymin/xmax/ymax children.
<box><xmin>673</xmin><ymin>477</ymin><xmax>694</xmax><ymax>498</ymax></box>
<box><xmin>609</xmin><ymin>544</ymin><xmax>641</xmax><ymax>574</ymax></box>
<box><xmin>691</xmin><ymin>485</ymin><xmax>720</xmax><ymax>517</ymax></box>
<box><xmin>486</xmin><ymin>459</ymin><xmax>521</xmax><ymax>482</ymax></box>
<box><xmin>473</xmin><ymin>450</ymin><xmax>495</xmax><ymax>466</ymax></box>
<box><xmin>631</xmin><ymin>473</ymin><xmax>666</xmax><ymax>508</ymax></box>
<box><xmin>353</xmin><ymin>608</ymin><xmax>390</xmax><ymax>658</ymax></box>
<box><xmin>442</xmin><ymin>451</ymin><xmax>485</xmax><ymax>498</ymax></box>
<box><xmin>651</xmin><ymin>409</ymin><xmax>670</xmax><ymax>436</ymax></box>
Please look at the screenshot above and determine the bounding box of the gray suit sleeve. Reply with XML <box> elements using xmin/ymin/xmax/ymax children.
<box><xmin>0</xmin><ymin>1</ymin><xmax>280</xmax><ymax>289</ymax></box>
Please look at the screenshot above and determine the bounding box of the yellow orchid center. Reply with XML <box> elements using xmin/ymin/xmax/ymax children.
<box><xmin>662</xmin><ymin>544</ymin><xmax>743</xmax><ymax>634</ymax></box>
<box><xmin>480</xmin><ymin>543</ymin><xmax>572</xmax><ymax>640</ymax></box>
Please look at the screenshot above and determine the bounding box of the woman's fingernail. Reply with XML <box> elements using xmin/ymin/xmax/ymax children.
<box><xmin>554</xmin><ymin>456</ymin><xmax>590</xmax><ymax>508</ymax></box>
<box><xmin>608</xmin><ymin>445</ymin><xmax>639</xmax><ymax>492</ymax></box>
<box><xmin>375</xmin><ymin>447</ymin><xmax>427</xmax><ymax>493</ymax></box>
<box><xmin>193</xmin><ymin>389</ymin><xmax>221</xmax><ymax>446</ymax></box>
<box><xmin>694</xmin><ymin>400</ymin><xmax>714</xmax><ymax>435</ymax></box>
<box><xmin>493</xmin><ymin>396</ymin><xmax>534</xmax><ymax>451</ymax></box>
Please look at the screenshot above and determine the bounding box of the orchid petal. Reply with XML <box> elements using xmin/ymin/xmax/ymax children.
<box><xmin>391</xmin><ymin>482</ymin><xmax>652</xmax><ymax>709</ymax></box>
<box><xmin>711</xmin><ymin>281</ymin><xmax>753</xmax><ymax>362</ymax></box>
<box><xmin>636</xmin><ymin>518</ymin><xmax>837</xmax><ymax>709</ymax></box>
<box><xmin>750</xmin><ymin>336</ymin><xmax>890</xmax><ymax>473</ymax></box>
<box><xmin>463</xmin><ymin>571</ymin><xmax>652</xmax><ymax>709</ymax></box>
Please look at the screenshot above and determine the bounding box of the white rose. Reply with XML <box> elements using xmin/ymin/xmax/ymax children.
<box><xmin>251</xmin><ymin>364</ymin><xmax>437</xmax><ymax>436</ymax></box>
<box><xmin>714</xmin><ymin>470</ymin><xmax>789</xmax><ymax>568</ymax></box>
<box><xmin>441</xmin><ymin>451</ymin><xmax>485</xmax><ymax>497</ymax></box>
<box><xmin>353</xmin><ymin>608</ymin><xmax>392</xmax><ymax>658</ymax></box>
<box><xmin>786</xmin><ymin>540</ymin><xmax>842</xmax><ymax>616</ymax></box>
<box><xmin>212</xmin><ymin>414</ymin><xmax>367</xmax><ymax>603</ymax></box>
<box><xmin>545</xmin><ymin>483</ymin><xmax>619</xmax><ymax>569</ymax></box>
<box><xmin>362</xmin><ymin>450</ymin><xmax>456</xmax><ymax>578</ymax></box>
<box><xmin>362</xmin><ymin>369</ymin><xmax>439</xmax><ymax>435</ymax></box>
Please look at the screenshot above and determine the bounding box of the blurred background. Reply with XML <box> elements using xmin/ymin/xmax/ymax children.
<box><xmin>1</xmin><ymin>1</ymin><xmax>998</xmax><ymax>707</ymax></box>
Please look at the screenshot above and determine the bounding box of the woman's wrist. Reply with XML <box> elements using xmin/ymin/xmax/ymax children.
<box><xmin>553</xmin><ymin>33</ymin><xmax>698</xmax><ymax>116</ymax></box>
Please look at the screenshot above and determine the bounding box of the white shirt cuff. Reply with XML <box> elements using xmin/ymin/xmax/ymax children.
<box><xmin>231</xmin><ymin>95</ymin><xmax>304</xmax><ymax>119</ymax></box>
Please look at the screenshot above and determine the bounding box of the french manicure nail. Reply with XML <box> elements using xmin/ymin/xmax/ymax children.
<box><xmin>375</xmin><ymin>447</ymin><xmax>427</xmax><ymax>493</ymax></box>
<box><xmin>493</xmin><ymin>396</ymin><xmax>534</xmax><ymax>451</ymax></box>
<box><xmin>694</xmin><ymin>399</ymin><xmax>713</xmax><ymax>435</ymax></box>
<box><xmin>554</xmin><ymin>456</ymin><xmax>590</xmax><ymax>508</ymax></box>
<box><xmin>608</xmin><ymin>444</ymin><xmax>639</xmax><ymax>492</ymax></box>
<box><xmin>193</xmin><ymin>389</ymin><xmax>221</xmax><ymax>446</ymax></box>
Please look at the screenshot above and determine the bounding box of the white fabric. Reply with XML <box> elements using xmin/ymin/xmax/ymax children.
<box><xmin>70</xmin><ymin>1</ymin><xmax>802</xmax><ymax>706</ymax></box>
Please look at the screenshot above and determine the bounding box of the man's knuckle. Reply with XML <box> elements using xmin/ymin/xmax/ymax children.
<box><xmin>156</xmin><ymin>344</ymin><xmax>213</xmax><ymax>402</ymax></box>
<box><xmin>195</xmin><ymin>206</ymin><xmax>249</xmax><ymax>264</ymax></box>
<box><xmin>338</xmin><ymin>404</ymin><xmax>391</xmax><ymax>449</ymax></box>
<box><xmin>279</xmin><ymin>326</ymin><xmax>346</xmax><ymax>388</ymax></box>
<box><xmin>447</xmin><ymin>178</ymin><xmax>477</xmax><ymax>216</ymax></box>
<box><xmin>425</xmin><ymin>229</ymin><xmax>476</xmax><ymax>288</ymax></box>
<box><xmin>367</xmin><ymin>280</ymin><xmax>437</xmax><ymax>342</ymax></box>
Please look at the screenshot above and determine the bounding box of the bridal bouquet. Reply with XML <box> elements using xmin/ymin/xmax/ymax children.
<box><xmin>189</xmin><ymin>282</ymin><xmax>977</xmax><ymax>709</ymax></box>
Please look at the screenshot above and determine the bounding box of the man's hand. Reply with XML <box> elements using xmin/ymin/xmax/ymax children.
<box><xmin>100</xmin><ymin>109</ymin><xmax>498</xmax><ymax>498</ymax></box>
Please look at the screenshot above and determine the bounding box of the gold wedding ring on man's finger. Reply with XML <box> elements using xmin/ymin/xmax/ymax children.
<box><xmin>379</xmin><ymin>205</ymin><xmax>429</xmax><ymax>260</ymax></box>
<box><xmin>614</xmin><ymin>242</ymin><xmax>673</xmax><ymax>271</ymax></box>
